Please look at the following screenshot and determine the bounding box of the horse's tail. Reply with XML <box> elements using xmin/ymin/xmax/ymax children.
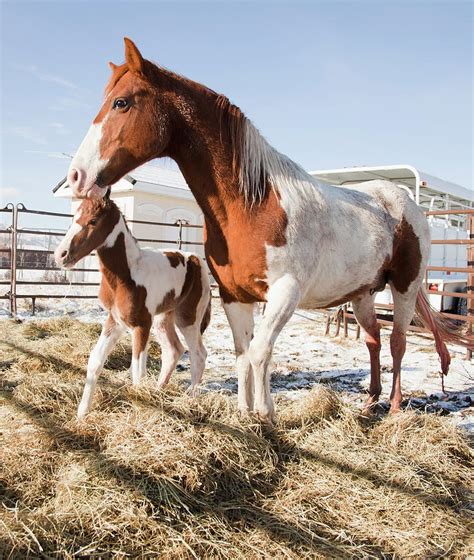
<box><xmin>200</xmin><ymin>291</ymin><xmax>212</xmax><ymax>334</ymax></box>
<box><xmin>415</xmin><ymin>289</ymin><xmax>472</xmax><ymax>375</ymax></box>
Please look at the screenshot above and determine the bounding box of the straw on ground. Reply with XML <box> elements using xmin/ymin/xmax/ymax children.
<box><xmin>0</xmin><ymin>318</ymin><xmax>472</xmax><ymax>558</ymax></box>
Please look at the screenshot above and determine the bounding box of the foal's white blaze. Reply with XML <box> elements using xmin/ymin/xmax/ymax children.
<box><xmin>69</xmin><ymin>121</ymin><xmax>109</xmax><ymax>197</ymax></box>
<box><xmin>54</xmin><ymin>209</ymin><xmax>83</xmax><ymax>267</ymax></box>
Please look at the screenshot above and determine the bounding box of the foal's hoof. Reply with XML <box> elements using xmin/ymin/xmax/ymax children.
<box><xmin>186</xmin><ymin>384</ymin><xmax>202</xmax><ymax>397</ymax></box>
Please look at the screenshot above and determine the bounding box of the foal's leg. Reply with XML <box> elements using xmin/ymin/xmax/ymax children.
<box><xmin>351</xmin><ymin>294</ymin><xmax>382</xmax><ymax>412</ymax></box>
<box><xmin>389</xmin><ymin>283</ymin><xmax>419</xmax><ymax>413</ymax></box>
<box><xmin>248</xmin><ymin>275</ymin><xmax>301</xmax><ymax>423</ymax></box>
<box><xmin>222</xmin><ymin>300</ymin><xmax>255</xmax><ymax>414</ymax></box>
<box><xmin>77</xmin><ymin>315</ymin><xmax>124</xmax><ymax>419</ymax></box>
<box><xmin>131</xmin><ymin>322</ymin><xmax>151</xmax><ymax>385</ymax></box>
<box><xmin>177</xmin><ymin>322</ymin><xmax>207</xmax><ymax>390</ymax></box>
<box><xmin>154</xmin><ymin>312</ymin><xmax>184</xmax><ymax>388</ymax></box>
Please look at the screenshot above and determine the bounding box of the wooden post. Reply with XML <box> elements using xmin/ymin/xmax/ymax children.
<box><xmin>324</xmin><ymin>313</ymin><xmax>330</xmax><ymax>336</ymax></box>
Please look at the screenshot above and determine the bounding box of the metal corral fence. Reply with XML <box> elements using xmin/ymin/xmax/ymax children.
<box><xmin>0</xmin><ymin>202</ymin><xmax>207</xmax><ymax>316</ymax></box>
<box><xmin>1</xmin><ymin>203</ymin><xmax>473</xmax><ymax>358</ymax></box>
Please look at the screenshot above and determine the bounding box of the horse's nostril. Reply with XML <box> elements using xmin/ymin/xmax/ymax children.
<box><xmin>61</xmin><ymin>250</ymin><xmax>68</xmax><ymax>259</ymax></box>
<box><xmin>71</xmin><ymin>169</ymin><xmax>79</xmax><ymax>183</ymax></box>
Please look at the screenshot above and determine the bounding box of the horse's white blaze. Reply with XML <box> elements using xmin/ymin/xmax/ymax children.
<box><xmin>69</xmin><ymin>121</ymin><xmax>108</xmax><ymax>188</ymax></box>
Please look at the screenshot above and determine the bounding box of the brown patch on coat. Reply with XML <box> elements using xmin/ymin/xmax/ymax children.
<box><xmin>98</xmin><ymin>232</ymin><xmax>152</xmax><ymax>330</ymax></box>
<box><xmin>200</xmin><ymin>296</ymin><xmax>212</xmax><ymax>334</ymax></box>
<box><xmin>388</xmin><ymin>217</ymin><xmax>422</xmax><ymax>294</ymax></box>
<box><xmin>155</xmin><ymin>289</ymin><xmax>176</xmax><ymax>315</ymax></box>
<box><xmin>203</xmin><ymin>186</ymin><xmax>287</xmax><ymax>304</ymax></box>
<box><xmin>103</xmin><ymin>314</ymin><xmax>117</xmax><ymax>337</ymax></box>
<box><xmin>176</xmin><ymin>255</ymin><xmax>203</xmax><ymax>328</ymax></box>
<box><xmin>164</xmin><ymin>251</ymin><xmax>186</xmax><ymax>268</ymax></box>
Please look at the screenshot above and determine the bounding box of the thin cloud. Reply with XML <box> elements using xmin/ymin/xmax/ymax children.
<box><xmin>25</xmin><ymin>150</ymin><xmax>73</xmax><ymax>159</ymax></box>
<box><xmin>1</xmin><ymin>187</ymin><xmax>21</xmax><ymax>200</ymax></box>
<box><xmin>50</xmin><ymin>96</ymin><xmax>92</xmax><ymax>112</ymax></box>
<box><xmin>26</xmin><ymin>65</ymin><xmax>79</xmax><ymax>90</ymax></box>
<box><xmin>49</xmin><ymin>122</ymin><xmax>70</xmax><ymax>135</ymax></box>
<box><xmin>9</xmin><ymin>126</ymin><xmax>47</xmax><ymax>146</ymax></box>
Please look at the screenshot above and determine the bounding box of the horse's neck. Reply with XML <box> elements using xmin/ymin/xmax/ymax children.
<box><xmin>97</xmin><ymin>216</ymin><xmax>140</xmax><ymax>280</ymax></box>
<box><xmin>167</xmin><ymin>94</ymin><xmax>249</xmax><ymax>225</ymax></box>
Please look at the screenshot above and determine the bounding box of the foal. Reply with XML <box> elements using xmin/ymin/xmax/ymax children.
<box><xmin>55</xmin><ymin>196</ymin><xmax>211</xmax><ymax>418</ymax></box>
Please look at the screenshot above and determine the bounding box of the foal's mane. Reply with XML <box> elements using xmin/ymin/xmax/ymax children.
<box><xmin>106</xmin><ymin>61</ymin><xmax>310</xmax><ymax>206</ymax></box>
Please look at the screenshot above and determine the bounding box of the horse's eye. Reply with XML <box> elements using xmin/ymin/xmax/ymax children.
<box><xmin>89</xmin><ymin>219</ymin><xmax>97</xmax><ymax>226</ymax></box>
<box><xmin>113</xmin><ymin>98</ymin><xmax>128</xmax><ymax>110</ymax></box>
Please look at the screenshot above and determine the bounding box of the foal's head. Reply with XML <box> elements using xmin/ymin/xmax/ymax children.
<box><xmin>68</xmin><ymin>38</ymin><xmax>180</xmax><ymax>198</ymax></box>
<box><xmin>55</xmin><ymin>198</ymin><xmax>121</xmax><ymax>268</ymax></box>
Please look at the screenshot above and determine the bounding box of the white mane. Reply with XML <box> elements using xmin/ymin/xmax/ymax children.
<box><xmin>238</xmin><ymin>119</ymin><xmax>315</xmax><ymax>205</ymax></box>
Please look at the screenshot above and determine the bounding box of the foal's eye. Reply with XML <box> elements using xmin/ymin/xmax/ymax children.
<box><xmin>88</xmin><ymin>219</ymin><xmax>97</xmax><ymax>227</ymax></box>
<box><xmin>113</xmin><ymin>97</ymin><xmax>128</xmax><ymax>110</ymax></box>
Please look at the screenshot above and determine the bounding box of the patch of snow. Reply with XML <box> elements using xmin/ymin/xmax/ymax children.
<box><xmin>2</xmin><ymin>295</ymin><xmax>473</xmax><ymax>432</ymax></box>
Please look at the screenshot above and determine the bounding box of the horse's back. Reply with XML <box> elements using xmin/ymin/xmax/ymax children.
<box><xmin>278</xmin><ymin>179</ymin><xmax>430</xmax><ymax>308</ymax></box>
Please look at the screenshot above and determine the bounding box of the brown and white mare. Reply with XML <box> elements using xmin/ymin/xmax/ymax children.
<box><xmin>66</xmin><ymin>38</ymin><xmax>467</xmax><ymax>422</ymax></box>
<box><xmin>55</xmin><ymin>195</ymin><xmax>211</xmax><ymax>418</ymax></box>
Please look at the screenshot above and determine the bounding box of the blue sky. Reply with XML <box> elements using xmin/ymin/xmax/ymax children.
<box><xmin>1</xmin><ymin>1</ymin><xmax>472</xmax><ymax>213</ymax></box>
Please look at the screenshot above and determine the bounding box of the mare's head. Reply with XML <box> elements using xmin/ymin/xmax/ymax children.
<box><xmin>55</xmin><ymin>196</ymin><xmax>121</xmax><ymax>268</ymax></box>
<box><xmin>68</xmin><ymin>38</ymin><xmax>173</xmax><ymax>198</ymax></box>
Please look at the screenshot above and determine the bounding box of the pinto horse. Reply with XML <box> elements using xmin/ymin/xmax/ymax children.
<box><xmin>55</xmin><ymin>195</ymin><xmax>211</xmax><ymax>418</ymax></box>
<box><xmin>66</xmin><ymin>38</ymin><xmax>464</xmax><ymax>422</ymax></box>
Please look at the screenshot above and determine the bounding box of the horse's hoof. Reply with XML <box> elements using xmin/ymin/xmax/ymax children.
<box><xmin>254</xmin><ymin>410</ymin><xmax>276</xmax><ymax>426</ymax></box>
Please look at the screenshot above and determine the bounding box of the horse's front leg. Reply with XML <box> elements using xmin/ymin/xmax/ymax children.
<box><xmin>78</xmin><ymin>315</ymin><xmax>124</xmax><ymax>419</ymax></box>
<box><xmin>248</xmin><ymin>275</ymin><xmax>301</xmax><ymax>423</ymax></box>
<box><xmin>222</xmin><ymin>299</ymin><xmax>255</xmax><ymax>415</ymax></box>
<box><xmin>131</xmin><ymin>322</ymin><xmax>151</xmax><ymax>385</ymax></box>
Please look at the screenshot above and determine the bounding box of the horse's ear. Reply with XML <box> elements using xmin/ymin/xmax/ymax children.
<box><xmin>104</xmin><ymin>187</ymin><xmax>111</xmax><ymax>201</ymax></box>
<box><xmin>124</xmin><ymin>37</ymin><xmax>145</xmax><ymax>74</ymax></box>
<box><xmin>108</xmin><ymin>61</ymin><xmax>118</xmax><ymax>71</ymax></box>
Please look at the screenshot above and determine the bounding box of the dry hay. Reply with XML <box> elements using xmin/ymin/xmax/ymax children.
<box><xmin>0</xmin><ymin>318</ymin><xmax>472</xmax><ymax>559</ymax></box>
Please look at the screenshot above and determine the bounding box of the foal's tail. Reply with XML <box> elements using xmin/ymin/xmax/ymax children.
<box><xmin>200</xmin><ymin>292</ymin><xmax>212</xmax><ymax>334</ymax></box>
<box><xmin>415</xmin><ymin>289</ymin><xmax>472</xmax><ymax>375</ymax></box>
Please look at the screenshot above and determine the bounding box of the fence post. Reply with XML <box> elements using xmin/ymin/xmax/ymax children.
<box><xmin>10</xmin><ymin>204</ymin><xmax>18</xmax><ymax>316</ymax></box>
<box><xmin>175</xmin><ymin>219</ymin><xmax>189</xmax><ymax>250</ymax></box>
<box><xmin>467</xmin><ymin>215</ymin><xmax>474</xmax><ymax>360</ymax></box>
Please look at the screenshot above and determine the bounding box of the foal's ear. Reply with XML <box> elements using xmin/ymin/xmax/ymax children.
<box><xmin>104</xmin><ymin>187</ymin><xmax>111</xmax><ymax>201</ymax></box>
<box><xmin>108</xmin><ymin>61</ymin><xmax>118</xmax><ymax>71</ymax></box>
<box><xmin>124</xmin><ymin>37</ymin><xmax>145</xmax><ymax>74</ymax></box>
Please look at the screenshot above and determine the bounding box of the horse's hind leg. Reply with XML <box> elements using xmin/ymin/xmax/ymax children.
<box><xmin>154</xmin><ymin>312</ymin><xmax>184</xmax><ymax>388</ymax></box>
<box><xmin>351</xmin><ymin>294</ymin><xmax>382</xmax><ymax>412</ymax></box>
<box><xmin>389</xmin><ymin>283</ymin><xmax>419</xmax><ymax>413</ymax></box>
